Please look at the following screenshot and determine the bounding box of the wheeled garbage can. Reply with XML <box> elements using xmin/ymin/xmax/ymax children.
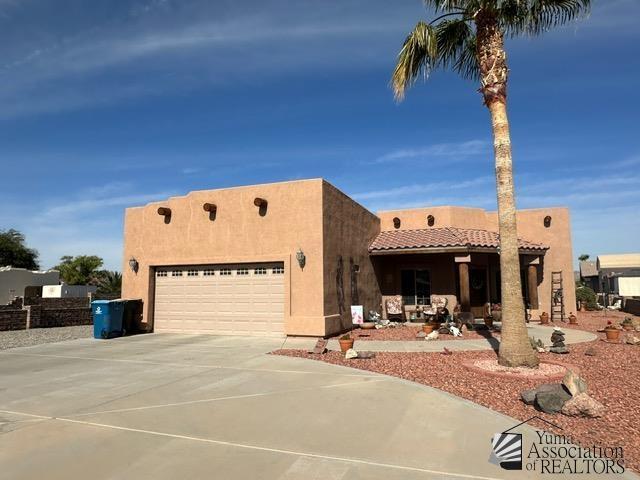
<box><xmin>91</xmin><ymin>300</ymin><xmax>125</xmax><ymax>339</ymax></box>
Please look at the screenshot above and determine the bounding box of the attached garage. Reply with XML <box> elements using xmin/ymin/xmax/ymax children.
<box><xmin>153</xmin><ymin>263</ymin><xmax>285</xmax><ymax>336</ymax></box>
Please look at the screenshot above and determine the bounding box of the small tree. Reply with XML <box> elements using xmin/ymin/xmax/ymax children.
<box><xmin>55</xmin><ymin>255</ymin><xmax>104</xmax><ymax>285</ymax></box>
<box><xmin>0</xmin><ymin>229</ymin><xmax>39</xmax><ymax>270</ymax></box>
<box><xmin>576</xmin><ymin>286</ymin><xmax>597</xmax><ymax>310</ymax></box>
<box><xmin>578</xmin><ymin>254</ymin><xmax>590</xmax><ymax>262</ymax></box>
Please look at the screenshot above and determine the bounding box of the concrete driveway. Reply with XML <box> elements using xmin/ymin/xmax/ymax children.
<box><xmin>0</xmin><ymin>334</ymin><xmax>634</xmax><ymax>479</ymax></box>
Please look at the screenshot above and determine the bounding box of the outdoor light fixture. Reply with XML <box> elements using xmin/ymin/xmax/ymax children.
<box><xmin>393</xmin><ymin>217</ymin><xmax>401</xmax><ymax>229</ymax></box>
<box><xmin>128</xmin><ymin>257</ymin><xmax>139</xmax><ymax>274</ymax></box>
<box><xmin>427</xmin><ymin>215</ymin><xmax>435</xmax><ymax>227</ymax></box>
<box><xmin>544</xmin><ymin>215</ymin><xmax>552</xmax><ymax>228</ymax></box>
<box><xmin>296</xmin><ymin>249</ymin><xmax>306</xmax><ymax>269</ymax></box>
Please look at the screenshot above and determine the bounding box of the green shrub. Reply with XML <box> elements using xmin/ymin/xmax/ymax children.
<box><xmin>576</xmin><ymin>286</ymin><xmax>598</xmax><ymax>310</ymax></box>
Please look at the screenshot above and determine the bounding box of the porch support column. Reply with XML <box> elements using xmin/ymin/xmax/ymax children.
<box><xmin>527</xmin><ymin>264</ymin><xmax>539</xmax><ymax>310</ymax></box>
<box><xmin>455</xmin><ymin>254</ymin><xmax>471</xmax><ymax>312</ymax></box>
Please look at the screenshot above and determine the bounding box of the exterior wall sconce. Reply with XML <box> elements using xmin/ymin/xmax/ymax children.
<box><xmin>203</xmin><ymin>203</ymin><xmax>217</xmax><ymax>221</ymax></box>
<box><xmin>157</xmin><ymin>207</ymin><xmax>171</xmax><ymax>224</ymax></box>
<box><xmin>296</xmin><ymin>249</ymin><xmax>306</xmax><ymax>269</ymax></box>
<box><xmin>254</xmin><ymin>197</ymin><xmax>268</xmax><ymax>216</ymax></box>
<box><xmin>427</xmin><ymin>215</ymin><xmax>435</xmax><ymax>227</ymax></box>
<box><xmin>393</xmin><ymin>217</ymin><xmax>401</xmax><ymax>229</ymax></box>
<box><xmin>128</xmin><ymin>257</ymin><xmax>139</xmax><ymax>274</ymax></box>
<box><xmin>544</xmin><ymin>215</ymin><xmax>552</xmax><ymax>228</ymax></box>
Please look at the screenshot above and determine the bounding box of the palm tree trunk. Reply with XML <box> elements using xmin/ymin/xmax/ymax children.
<box><xmin>476</xmin><ymin>12</ymin><xmax>538</xmax><ymax>368</ymax></box>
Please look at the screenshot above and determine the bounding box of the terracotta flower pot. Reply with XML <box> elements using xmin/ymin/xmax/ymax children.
<box><xmin>422</xmin><ymin>324</ymin><xmax>434</xmax><ymax>334</ymax></box>
<box><xmin>579</xmin><ymin>301</ymin><xmax>587</xmax><ymax>312</ymax></box>
<box><xmin>339</xmin><ymin>338</ymin><xmax>354</xmax><ymax>352</ymax></box>
<box><xmin>539</xmin><ymin>313</ymin><xmax>550</xmax><ymax>324</ymax></box>
<box><xmin>569</xmin><ymin>313</ymin><xmax>578</xmax><ymax>325</ymax></box>
<box><xmin>605</xmin><ymin>328</ymin><xmax>620</xmax><ymax>342</ymax></box>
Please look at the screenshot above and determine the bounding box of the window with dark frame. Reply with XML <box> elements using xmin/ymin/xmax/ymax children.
<box><xmin>400</xmin><ymin>269</ymin><xmax>431</xmax><ymax>306</ymax></box>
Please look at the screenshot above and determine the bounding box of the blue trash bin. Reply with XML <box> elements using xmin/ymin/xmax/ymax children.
<box><xmin>91</xmin><ymin>300</ymin><xmax>125</xmax><ymax>339</ymax></box>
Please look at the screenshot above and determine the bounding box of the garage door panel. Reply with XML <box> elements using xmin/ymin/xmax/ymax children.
<box><xmin>154</xmin><ymin>262</ymin><xmax>285</xmax><ymax>336</ymax></box>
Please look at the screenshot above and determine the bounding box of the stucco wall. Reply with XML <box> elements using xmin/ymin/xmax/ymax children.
<box><xmin>377</xmin><ymin>205</ymin><xmax>575</xmax><ymax>319</ymax></box>
<box><xmin>321</xmin><ymin>182</ymin><xmax>381</xmax><ymax>335</ymax></box>
<box><xmin>122</xmin><ymin>179</ymin><xmax>325</xmax><ymax>335</ymax></box>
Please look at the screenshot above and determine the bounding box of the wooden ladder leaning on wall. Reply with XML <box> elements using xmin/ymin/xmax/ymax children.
<box><xmin>551</xmin><ymin>271</ymin><xmax>565</xmax><ymax>322</ymax></box>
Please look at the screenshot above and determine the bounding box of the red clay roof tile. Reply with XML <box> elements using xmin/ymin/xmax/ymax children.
<box><xmin>369</xmin><ymin>227</ymin><xmax>548</xmax><ymax>253</ymax></box>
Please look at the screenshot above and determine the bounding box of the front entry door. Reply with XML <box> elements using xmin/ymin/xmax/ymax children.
<box><xmin>470</xmin><ymin>267</ymin><xmax>488</xmax><ymax>317</ymax></box>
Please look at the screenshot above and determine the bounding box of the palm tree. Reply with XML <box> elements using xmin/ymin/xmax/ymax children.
<box><xmin>96</xmin><ymin>271</ymin><xmax>122</xmax><ymax>296</ymax></box>
<box><xmin>392</xmin><ymin>0</ymin><xmax>590</xmax><ymax>367</ymax></box>
<box><xmin>578</xmin><ymin>254</ymin><xmax>590</xmax><ymax>262</ymax></box>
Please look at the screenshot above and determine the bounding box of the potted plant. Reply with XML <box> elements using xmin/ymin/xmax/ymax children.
<box><xmin>621</xmin><ymin>317</ymin><xmax>634</xmax><ymax>331</ymax></box>
<box><xmin>604</xmin><ymin>321</ymin><xmax>620</xmax><ymax>341</ymax></box>
<box><xmin>576</xmin><ymin>286</ymin><xmax>597</xmax><ymax>311</ymax></box>
<box><xmin>568</xmin><ymin>312</ymin><xmax>578</xmax><ymax>325</ymax></box>
<box><xmin>339</xmin><ymin>334</ymin><xmax>354</xmax><ymax>352</ymax></box>
<box><xmin>539</xmin><ymin>312</ymin><xmax>550</xmax><ymax>324</ymax></box>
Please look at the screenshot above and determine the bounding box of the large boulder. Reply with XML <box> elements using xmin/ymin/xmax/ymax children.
<box><xmin>562</xmin><ymin>370</ymin><xmax>587</xmax><ymax>397</ymax></box>
<box><xmin>535</xmin><ymin>384</ymin><xmax>571</xmax><ymax>414</ymax></box>
<box><xmin>521</xmin><ymin>389</ymin><xmax>537</xmax><ymax>405</ymax></box>
<box><xmin>561</xmin><ymin>393</ymin><xmax>605</xmax><ymax>418</ymax></box>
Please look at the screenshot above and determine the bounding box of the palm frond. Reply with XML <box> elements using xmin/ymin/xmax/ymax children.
<box><xmin>391</xmin><ymin>21</ymin><xmax>438</xmax><ymax>101</ymax></box>
<box><xmin>436</xmin><ymin>19</ymin><xmax>474</xmax><ymax>70</ymax></box>
<box><xmin>453</xmin><ymin>35</ymin><xmax>479</xmax><ymax>81</ymax></box>
<box><xmin>499</xmin><ymin>0</ymin><xmax>591</xmax><ymax>36</ymax></box>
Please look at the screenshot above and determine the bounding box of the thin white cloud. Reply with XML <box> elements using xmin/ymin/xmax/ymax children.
<box><xmin>374</xmin><ymin>140</ymin><xmax>490</xmax><ymax>163</ymax></box>
<box><xmin>352</xmin><ymin>176</ymin><xmax>493</xmax><ymax>201</ymax></box>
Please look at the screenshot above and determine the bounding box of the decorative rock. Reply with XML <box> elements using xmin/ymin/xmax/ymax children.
<box><xmin>345</xmin><ymin>349</ymin><xmax>358</xmax><ymax>359</ymax></box>
<box><xmin>584</xmin><ymin>346</ymin><xmax>597</xmax><ymax>356</ymax></box>
<box><xmin>550</xmin><ymin>328</ymin><xmax>569</xmax><ymax>354</ymax></box>
<box><xmin>535</xmin><ymin>384</ymin><xmax>572</xmax><ymax>414</ymax></box>
<box><xmin>536</xmin><ymin>346</ymin><xmax>547</xmax><ymax>353</ymax></box>
<box><xmin>561</xmin><ymin>393</ymin><xmax>605</xmax><ymax>418</ymax></box>
<box><xmin>562</xmin><ymin>370</ymin><xmax>587</xmax><ymax>397</ymax></box>
<box><xmin>356</xmin><ymin>351</ymin><xmax>376</xmax><ymax>359</ymax></box>
<box><xmin>625</xmin><ymin>335</ymin><xmax>640</xmax><ymax>346</ymax></box>
<box><xmin>521</xmin><ymin>389</ymin><xmax>537</xmax><ymax>405</ymax></box>
<box><xmin>426</xmin><ymin>331</ymin><xmax>439</xmax><ymax>341</ymax></box>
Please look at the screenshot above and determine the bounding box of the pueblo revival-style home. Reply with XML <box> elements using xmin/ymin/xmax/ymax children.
<box><xmin>122</xmin><ymin>179</ymin><xmax>575</xmax><ymax>337</ymax></box>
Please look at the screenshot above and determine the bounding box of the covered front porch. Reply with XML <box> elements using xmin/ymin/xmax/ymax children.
<box><xmin>368</xmin><ymin>227</ymin><xmax>548</xmax><ymax>320</ymax></box>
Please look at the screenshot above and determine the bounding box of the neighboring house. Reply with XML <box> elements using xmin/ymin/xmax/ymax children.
<box><xmin>579</xmin><ymin>260</ymin><xmax>600</xmax><ymax>292</ymax></box>
<box><xmin>0</xmin><ymin>267</ymin><xmax>60</xmax><ymax>305</ymax></box>
<box><xmin>42</xmin><ymin>284</ymin><xmax>97</xmax><ymax>298</ymax></box>
<box><xmin>121</xmin><ymin>179</ymin><xmax>575</xmax><ymax>337</ymax></box>
<box><xmin>596</xmin><ymin>254</ymin><xmax>640</xmax><ymax>297</ymax></box>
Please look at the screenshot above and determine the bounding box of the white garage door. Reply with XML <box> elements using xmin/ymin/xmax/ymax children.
<box><xmin>154</xmin><ymin>263</ymin><xmax>285</xmax><ymax>336</ymax></box>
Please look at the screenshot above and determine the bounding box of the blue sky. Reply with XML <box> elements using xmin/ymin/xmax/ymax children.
<box><xmin>1</xmin><ymin>0</ymin><xmax>639</xmax><ymax>271</ymax></box>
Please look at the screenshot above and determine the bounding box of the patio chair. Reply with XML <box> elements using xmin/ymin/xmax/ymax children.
<box><xmin>385</xmin><ymin>295</ymin><xmax>403</xmax><ymax>321</ymax></box>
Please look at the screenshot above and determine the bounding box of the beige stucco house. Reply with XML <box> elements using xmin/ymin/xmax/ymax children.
<box><xmin>122</xmin><ymin>178</ymin><xmax>575</xmax><ymax>337</ymax></box>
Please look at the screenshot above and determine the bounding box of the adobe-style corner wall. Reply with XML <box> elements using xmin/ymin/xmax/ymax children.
<box><xmin>495</xmin><ymin>207</ymin><xmax>576</xmax><ymax>318</ymax></box>
<box><xmin>322</xmin><ymin>182</ymin><xmax>381</xmax><ymax>335</ymax></box>
<box><xmin>121</xmin><ymin>179</ymin><xmax>326</xmax><ymax>335</ymax></box>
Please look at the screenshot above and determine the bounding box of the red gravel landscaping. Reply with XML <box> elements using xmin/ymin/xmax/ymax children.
<box><xmin>274</xmin><ymin>311</ymin><xmax>640</xmax><ymax>472</ymax></box>
<box><xmin>329</xmin><ymin>324</ymin><xmax>498</xmax><ymax>341</ymax></box>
